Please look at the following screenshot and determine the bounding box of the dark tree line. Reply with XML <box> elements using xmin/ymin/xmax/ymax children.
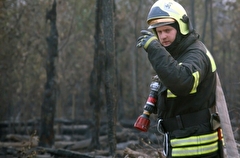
<box><xmin>39</xmin><ymin>1</ymin><xmax>118</xmax><ymax>155</ymax></box>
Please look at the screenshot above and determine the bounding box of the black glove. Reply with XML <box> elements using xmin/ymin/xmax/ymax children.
<box><xmin>136</xmin><ymin>30</ymin><xmax>158</xmax><ymax>50</ymax></box>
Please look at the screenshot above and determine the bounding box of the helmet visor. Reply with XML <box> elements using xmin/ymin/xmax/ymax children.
<box><xmin>148</xmin><ymin>18</ymin><xmax>175</xmax><ymax>29</ymax></box>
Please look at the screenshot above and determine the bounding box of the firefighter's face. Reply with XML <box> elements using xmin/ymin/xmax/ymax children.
<box><xmin>156</xmin><ymin>25</ymin><xmax>177</xmax><ymax>47</ymax></box>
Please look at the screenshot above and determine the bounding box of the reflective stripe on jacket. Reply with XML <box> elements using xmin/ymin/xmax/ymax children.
<box><xmin>171</xmin><ymin>131</ymin><xmax>219</xmax><ymax>157</ymax></box>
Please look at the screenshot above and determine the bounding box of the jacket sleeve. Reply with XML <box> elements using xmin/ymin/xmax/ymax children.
<box><xmin>146</xmin><ymin>40</ymin><xmax>210</xmax><ymax>96</ymax></box>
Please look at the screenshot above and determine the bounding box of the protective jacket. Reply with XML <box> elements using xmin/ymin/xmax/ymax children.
<box><xmin>146</xmin><ymin>32</ymin><xmax>220</xmax><ymax>157</ymax></box>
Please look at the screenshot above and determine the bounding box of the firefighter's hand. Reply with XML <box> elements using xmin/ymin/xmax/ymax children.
<box><xmin>136</xmin><ymin>30</ymin><xmax>158</xmax><ymax>50</ymax></box>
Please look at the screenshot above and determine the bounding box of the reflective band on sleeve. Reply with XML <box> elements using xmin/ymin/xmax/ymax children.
<box><xmin>171</xmin><ymin>131</ymin><xmax>218</xmax><ymax>147</ymax></box>
<box><xmin>172</xmin><ymin>141</ymin><xmax>218</xmax><ymax>157</ymax></box>
<box><xmin>190</xmin><ymin>71</ymin><xmax>199</xmax><ymax>94</ymax></box>
<box><xmin>167</xmin><ymin>50</ymin><xmax>214</xmax><ymax>98</ymax></box>
<box><xmin>167</xmin><ymin>71</ymin><xmax>199</xmax><ymax>98</ymax></box>
<box><xmin>167</xmin><ymin>89</ymin><xmax>176</xmax><ymax>98</ymax></box>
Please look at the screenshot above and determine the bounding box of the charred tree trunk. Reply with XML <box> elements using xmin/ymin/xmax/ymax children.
<box><xmin>209</xmin><ymin>0</ymin><xmax>214</xmax><ymax>53</ymax></box>
<box><xmin>189</xmin><ymin>0</ymin><xmax>195</xmax><ymax>29</ymax></box>
<box><xmin>39</xmin><ymin>0</ymin><xmax>58</xmax><ymax>147</ymax></box>
<box><xmin>201</xmin><ymin>0</ymin><xmax>209</xmax><ymax>43</ymax></box>
<box><xmin>89</xmin><ymin>0</ymin><xmax>104</xmax><ymax>150</ymax></box>
<box><xmin>103</xmin><ymin>0</ymin><xmax>117</xmax><ymax>156</ymax></box>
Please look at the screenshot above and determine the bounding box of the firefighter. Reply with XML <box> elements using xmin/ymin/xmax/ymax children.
<box><xmin>136</xmin><ymin>0</ymin><xmax>223</xmax><ymax>157</ymax></box>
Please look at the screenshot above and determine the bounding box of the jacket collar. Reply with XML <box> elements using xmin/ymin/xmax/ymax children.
<box><xmin>167</xmin><ymin>32</ymin><xmax>199</xmax><ymax>59</ymax></box>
